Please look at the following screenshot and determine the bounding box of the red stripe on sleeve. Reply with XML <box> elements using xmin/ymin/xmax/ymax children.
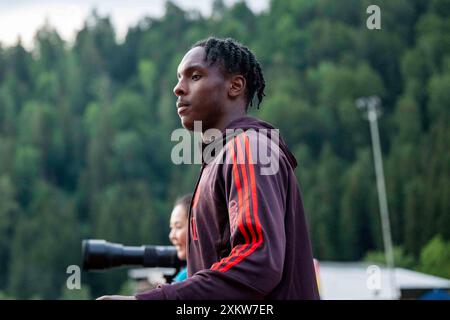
<box><xmin>192</xmin><ymin>184</ymin><xmax>201</xmax><ymax>209</ymax></box>
<box><xmin>212</xmin><ymin>134</ymin><xmax>264</xmax><ymax>273</ymax></box>
<box><xmin>244</xmin><ymin>133</ymin><xmax>263</xmax><ymax>244</ymax></box>
<box><xmin>211</xmin><ymin>138</ymin><xmax>249</xmax><ymax>270</ymax></box>
<box><xmin>191</xmin><ymin>216</ymin><xmax>198</xmax><ymax>241</ymax></box>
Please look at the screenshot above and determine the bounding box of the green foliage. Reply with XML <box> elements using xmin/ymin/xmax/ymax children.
<box><xmin>60</xmin><ymin>285</ymin><xmax>92</xmax><ymax>300</ymax></box>
<box><xmin>0</xmin><ymin>175</ymin><xmax>20</xmax><ymax>288</ymax></box>
<box><xmin>418</xmin><ymin>235</ymin><xmax>450</xmax><ymax>279</ymax></box>
<box><xmin>0</xmin><ymin>0</ymin><xmax>449</xmax><ymax>299</ymax></box>
<box><xmin>118</xmin><ymin>280</ymin><xmax>137</xmax><ymax>296</ymax></box>
<box><xmin>7</xmin><ymin>181</ymin><xmax>80</xmax><ymax>299</ymax></box>
<box><xmin>339</xmin><ymin>149</ymin><xmax>379</xmax><ymax>260</ymax></box>
<box><xmin>0</xmin><ymin>290</ymin><xmax>15</xmax><ymax>300</ymax></box>
<box><xmin>364</xmin><ymin>246</ymin><xmax>416</xmax><ymax>269</ymax></box>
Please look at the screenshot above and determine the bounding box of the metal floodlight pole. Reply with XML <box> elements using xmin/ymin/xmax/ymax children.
<box><xmin>356</xmin><ymin>96</ymin><xmax>399</xmax><ymax>299</ymax></box>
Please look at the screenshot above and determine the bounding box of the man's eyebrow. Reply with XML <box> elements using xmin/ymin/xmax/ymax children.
<box><xmin>177</xmin><ymin>64</ymin><xmax>205</xmax><ymax>78</ymax></box>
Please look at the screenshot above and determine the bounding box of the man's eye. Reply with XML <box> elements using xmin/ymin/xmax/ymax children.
<box><xmin>192</xmin><ymin>74</ymin><xmax>202</xmax><ymax>81</ymax></box>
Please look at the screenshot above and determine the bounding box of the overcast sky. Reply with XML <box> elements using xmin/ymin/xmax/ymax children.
<box><xmin>0</xmin><ymin>0</ymin><xmax>269</xmax><ymax>49</ymax></box>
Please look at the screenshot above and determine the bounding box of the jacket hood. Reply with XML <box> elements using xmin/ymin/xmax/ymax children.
<box><xmin>222</xmin><ymin>116</ymin><xmax>298</xmax><ymax>169</ymax></box>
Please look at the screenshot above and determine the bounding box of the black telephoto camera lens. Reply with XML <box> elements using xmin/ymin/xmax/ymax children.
<box><xmin>82</xmin><ymin>239</ymin><xmax>184</xmax><ymax>270</ymax></box>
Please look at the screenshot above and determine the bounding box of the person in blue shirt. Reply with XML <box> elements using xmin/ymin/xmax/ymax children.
<box><xmin>169</xmin><ymin>194</ymin><xmax>192</xmax><ymax>283</ymax></box>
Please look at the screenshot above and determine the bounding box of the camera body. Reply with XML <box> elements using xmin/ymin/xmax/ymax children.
<box><xmin>82</xmin><ymin>239</ymin><xmax>185</xmax><ymax>271</ymax></box>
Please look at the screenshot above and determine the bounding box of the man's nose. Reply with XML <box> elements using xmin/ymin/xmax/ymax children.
<box><xmin>173</xmin><ymin>80</ymin><xmax>186</xmax><ymax>97</ymax></box>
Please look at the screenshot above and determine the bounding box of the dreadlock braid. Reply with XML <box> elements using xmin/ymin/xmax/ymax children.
<box><xmin>192</xmin><ymin>37</ymin><xmax>266</xmax><ymax>109</ymax></box>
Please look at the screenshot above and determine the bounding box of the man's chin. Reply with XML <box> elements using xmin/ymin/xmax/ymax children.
<box><xmin>181</xmin><ymin>117</ymin><xmax>194</xmax><ymax>131</ymax></box>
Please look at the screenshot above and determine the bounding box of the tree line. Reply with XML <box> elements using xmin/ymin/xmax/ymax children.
<box><xmin>0</xmin><ymin>0</ymin><xmax>448</xmax><ymax>299</ymax></box>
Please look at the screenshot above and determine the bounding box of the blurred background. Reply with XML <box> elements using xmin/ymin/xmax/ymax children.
<box><xmin>0</xmin><ymin>0</ymin><xmax>449</xmax><ymax>299</ymax></box>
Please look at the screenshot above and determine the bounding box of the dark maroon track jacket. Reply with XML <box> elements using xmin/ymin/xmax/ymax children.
<box><xmin>136</xmin><ymin>116</ymin><xmax>319</xmax><ymax>300</ymax></box>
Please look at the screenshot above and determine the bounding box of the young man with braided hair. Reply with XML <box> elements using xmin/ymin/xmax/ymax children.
<box><xmin>98</xmin><ymin>37</ymin><xmax>319</xmax><ymax>300</ymax></box>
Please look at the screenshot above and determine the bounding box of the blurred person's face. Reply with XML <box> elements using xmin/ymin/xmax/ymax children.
<box><xmin>173</xmin><ymin>46</ymin><xmax>229</xmax><ymax>131</ymax></box>
<box><xmin>169</xmin><ymin>204</ymin><xmax>188</xmax><ymax>260</ymax></box>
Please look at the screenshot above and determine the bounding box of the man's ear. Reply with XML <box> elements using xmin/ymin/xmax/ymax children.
<box><xmin>228</xmin><ymin>75</ymin><xmax>246</xmax><ymax>99</ymax></box>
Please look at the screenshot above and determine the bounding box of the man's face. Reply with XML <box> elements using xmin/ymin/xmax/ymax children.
<box><xmin>173</xmin><ymin>46</ymin><xmax>228</xmax><ymax>131</ymax></box>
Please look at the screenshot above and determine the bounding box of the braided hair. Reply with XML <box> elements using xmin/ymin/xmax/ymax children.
<box><xmin>192</xmin><ymin>37</ymin><xmax>266</xmax><ymax>109</ymax></box>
